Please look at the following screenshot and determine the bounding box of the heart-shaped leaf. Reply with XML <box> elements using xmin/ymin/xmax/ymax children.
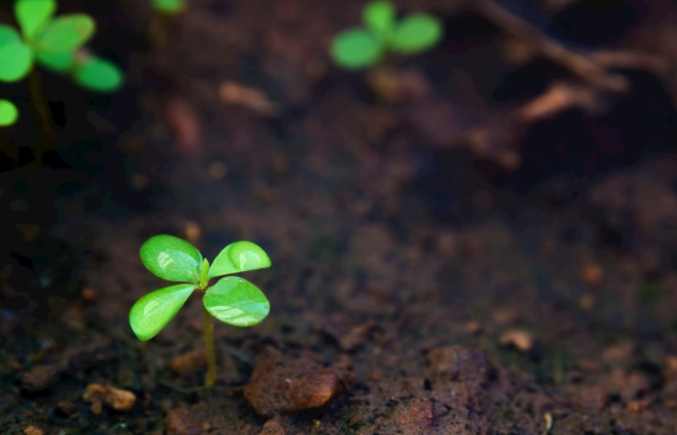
<box><xmin>0</xmin><ymin>41</ymin><xmax>32</xmax><ymax>82</ymax></box>
<box><xmin>152</xmin><ymin>0</ymin><xmax>186</xmax><ymax>14</ymax></box>
<box><xmin>129</xmin><ymin>283</ymin><xmax>196</xmax><ymax>341</ymax></box>
<box><xmin>203</xmin><ymin>277</ymin><xmax>270</xmax><ymax>327</ymax></box>
<box><xmin>73</xmin><ymin>55</ymin><xmax>123</xmax><ymax>92</ymax></box>
<box><xmin>363</xmin><ymin>1</ymin><xmax>395</xmax><ymax>39</ymax></box>
<box><xmin>0</xmin><ymin>100</ymin><xmax>19</xmax><ymax>126</ymax></box>
<box><xmin>35</xmin><ymin>14</ymin><xmax>95</xmax><ymax>52</ymax></box>
<box><xmin>208</xmin><ymin>241</ymin><xmax>271</xmax><ymax>279</ymax></box>
<box><xmin>0</xmin><ymin>25</ymin><xmax>21</xmax><ymax>47</ymax></box>
<box><xmin>330</xmin><ymin>28</ymin><xmax>383</xmax><ymax>70</ymax></box>
<box><xmin>36</xmin><ymin>49</ymin><xmax>74</xmax><ymax>73</ymax></box>
<box><xmin>15</xmin><ymin>0</ymin><xmax>56</xmax><ymax>41</ymax></box>
<box><xmin>140</xmin><ymin>235</ymin><xmax>203</xmax><ymax>283</ymax></box>
<box><xmin>390</xmin><ymin>14</ymin><xmax>443</xmax><ymax>54</ymax></box>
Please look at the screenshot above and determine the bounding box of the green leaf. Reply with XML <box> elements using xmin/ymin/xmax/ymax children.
<box><xmin>363</xmin><ymin>1</ymin><xmax>395</xmax><ymax>38</ymax></box>
<box><xmin>203</xmin><ymin>277</ymin><xmax>270</xmax><ymax>327</ymax></box>
<box><xmin>0</xmin><ymin>100</ymin><xmax>19</xmax><ymax>126</ymax></box>
<box><xmin>73</xmin><ymin>55</ymin><xmax>123</xmax><ymax>92</ymax></box>
<box><xmin>35</xmin><ymin>14</ymin><xmax>95</xmax><ymax>52</ymax></box>
<box><xmin>0</xmin><ymin>24</ymin><xmax>21</xmax><ymax>47</ymax></box>
<box><xmin>207</xmin><ymin>241</ymin><xmax>271</xmax><ymax>279</ymax></box>
<box><xmin>0</xmin><ymin>41</ymin><xmax>32</xmax><ymax>82</ymax></box>
<box><xmin>36</xmin><ymin>49</ymin><xmax>74</xmax><ymax>73</ymax></box>
<box><xmin>129</xmin><ymin>283</ymin><xmax>196</xmax><ymax>341</ymax></box>
<box><xmin>15</xmin><ymin>0</ymin><xmax>56</xmax><ymax>41</ymax></box>
<box><xmin>330</xmin><ymin>28</ymin><xmax>383</xmax><ymax>70</ymax></box>
<box><xmin>140</xmin><ymin>235</ymin><xmax>203</xmax><ymax>283</ymax></box>
<box><xmin>391</xmin><ymin>14</ymin><xmax>443</xmax><ymax>54</ymax></box>
<box><xmin>151</xmin><ymin>0</ymin><xmax>186</xmax><ymax>14</ymax></box>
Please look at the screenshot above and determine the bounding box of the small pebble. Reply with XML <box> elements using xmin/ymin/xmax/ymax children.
<box><xmin>499</xmin><ymin>329</ymin><xmax>534</xmax><ymax>352</ymax></box>
<box><xmin>581</xmin><ymin>262</ymin><xmax>604</xmax><ymax>287</ymax></box>
<box><xmin>23</xmin><ymin>426</ymin><xmax>44</xmax><ymax>435</ymax></box>
<box><xmin>83</xmin><ymin>384</ymin><xmax>136</xmax><ymax>414</ymax></box>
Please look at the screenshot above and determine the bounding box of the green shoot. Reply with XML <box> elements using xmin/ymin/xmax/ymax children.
<box><xmin>0</xmin><ymin>0</ymin><xmax>124</xmax><ymax>128</ymax></box>
<box><xmin>0</xmin><ymin>100</ymin><xmax>19</xmax><ymax>126</ymax></box>
<box><xmin>129</xmin><ymin>235</ymin><xmax>272</xmax><ymax>387</ymax></box>
<box><xmin>148</xmin><ymin>0</ymin><xmax>186</xmax><ymax>49</ymax></box>
<box><xmin>330</xmin><ymin>0</ymin><xmax>443</xmax><ymax>70</ymax></box>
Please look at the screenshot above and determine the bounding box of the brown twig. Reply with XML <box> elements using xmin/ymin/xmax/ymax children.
<box><xmin>471</xmin><ymin>0</ymin><xmax>630</xmax><ymax>93</ymax></box>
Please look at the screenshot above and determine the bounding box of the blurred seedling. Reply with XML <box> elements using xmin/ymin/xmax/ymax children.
<box><xmin>148</xmin><ymin>0</ymin><xmax>186</xmax><ymax>48</ymax></box>
<box><xmin>129</xmin><ymin>235</ymin><xmax>271</xmax><ymax>387</ymax></box>
<box><xmin>330</xmin><ymin>0</ymin><xmax>443</xmax><ymax>70</ymax></box>
<box><xmin>0</xmin><ymin>0</ymin><xmax>123</xmax><ymax>130</ymax></box>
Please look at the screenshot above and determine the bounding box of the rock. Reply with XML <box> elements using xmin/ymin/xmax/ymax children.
<box><xmin>82</xmin><ymin>384</ymin><xmax>136</xmax><ymax>414</ymax></box>
<box><xmin>169</xmin><ymin>349</ymin><xmax>207</xmax><ymax>376</ymax></box>
<box><xmin>243</xmin><ymin>350</ymin><xmax>355</xmax><ymax>417</ymax></box>
<box><xmin>499</xmin><ymin>330</ymin><xmax>534</xmax><ymax>352</ymax></box>
<box><xmin>21</xmin><ymin>337</ymin><xmax>113</xmax><ymax>392</ymax></box>
<box><xmin>340</xmin><ymin>320</ymin><xmax>380</xmax><ymax>351</ymax></box>
<box><xmin>165</xmin><ymin>406</ymin><xmax>207</xmax><ymax>435</ymax></box>
<box><xmin>580</xmin><ymin>262</ymin><xmax>604</xmax><ymax>287</ymax></box>
<box><xmin>23</xmin><ymin>426</ymin><xmax>44</xmax><ymax>435</ymax></box>
<box><xmin>259</xmin><ymin>418</ymin><xmax>288</xmax><ymax>435</ymax></box>
<box><xmin>395</xmin><ymin>397</ymin><xmax>435</xmax><ymax>434</ymax></box>
<box><xmin>425</xmin><ymin>346</ymin><xmax>487</xmax><ymax>383</ymax></box>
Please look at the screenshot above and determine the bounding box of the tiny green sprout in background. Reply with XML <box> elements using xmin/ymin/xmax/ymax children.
<box><xmin>129</xmin><ymin>235</ymin><xmax>272</xmax><ymax>387</ymax></box>
<box><xmin>151</xmin><ymin>0</ymin><xmax>187</xmax><ymax>14</ymax></box>
<box><xmin>0</xmin><ymin>100</ymin><xmax>19</xmax><ymax>126</ymax></box>
<box><xmin>148</xmin><ymin>0</ymin><xmax>186</xmax><ymax>48</ymax></box>
<box><xmin>0</xmin><ymin>0</ymin><xmax>124</xmax><ymax>127</ymax></box>
<box><xmin>330</xmin><ymin>0</ymin><xmax>443</xmax><ymax>70</ymax></box>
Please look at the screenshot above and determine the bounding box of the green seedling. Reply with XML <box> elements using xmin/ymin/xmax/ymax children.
<box><xmin>129</xmin><ymin>235</ymin><xmax>272</xmax><ymax>387</ymax></box>
<box><xmin>148</xmin><ymin>0</ymin><xmax>186</xmax><ymax>48</ymax></box>
<box><xmin>0</xmin><ymin>100</ymin><xmax>19</xmax><ymax>126</ymax></box>
<box><xmin>330</xmin><ymin>0</ymin><xmax>443</xmax><ymax>70</ymax></box>
<box><xmin>0</xmin><ymin>0</ymin><xmax>124</xmax><ymax>127</ymax></box>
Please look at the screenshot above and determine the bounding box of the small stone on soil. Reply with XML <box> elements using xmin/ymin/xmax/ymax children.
<box><xmin>82</xmin><ymin>384</ymin><xmax>136</xmax><ymax>414</ymax></box>
<box><xmin>23</xmin><ymin>426</ymin><xmax>44</xmax><ymax>435</ymax></box>
<box><xmin>259</xmin><ymin>418</ymin><xmax>288</xmax><ymax>435</ymax></box>
<box><xmin>169</xmin><ymin>349</ymin><xmax>207</xmax><ymax>376</ymax></box>
<box><xmin>499</xmin><ymin>329</ymin><xmax>534</xmax><ymax>352</ymax></box>
<box><xmin>243</xmin><ymin>350</ymin><xmax>355</xmax><ymax>417</ymax></box>
<box><xmin>580</xmin><ymin>262</ymin><xmax>605</xmax><ymax>287</ymax></box>
<box><xmin>426</xmin><ymin>346</ymin><xmax>488</xmax><ymax>383</ymax></box>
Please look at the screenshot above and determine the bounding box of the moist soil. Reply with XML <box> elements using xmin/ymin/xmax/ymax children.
<box><xmin>2</xmin><ymin>0</ymin><xmax>677</xmax><ymax>434</ymax></box>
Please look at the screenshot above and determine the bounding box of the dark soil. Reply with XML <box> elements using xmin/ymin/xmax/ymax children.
<box><xmin>3</xmin><ymin>0</ymin><xmax>677</xmax><ymax>434</ymax></box>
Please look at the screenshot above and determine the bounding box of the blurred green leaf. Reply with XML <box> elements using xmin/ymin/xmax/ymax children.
<box><xmin>0</xmin><ymin>24</ymin><xmax>21</xmax><ymax>47</ymax></box>
<box><xmin>15</xmin><ymin>0</ymin><xmax>56</xmax><ymax>41</ymax></box>
<box><xmin>36</xmin><ymin>49</ymin><xmax>74</xmax><ymax>73</ymax></box>
<box><xmin>330</xmin><ymin>28</ymin><xmax>383</xmax><ymax>70</ymax></box>
<box><xmin>152</xmin><ymin>0</ymin><xmax>186</xmax><ymax>14</ymax></box>
<box><xmin>73</xmin><ymin>55</ymin><xmax>124</xmax><ymax>92</ymax></box>
<box><xmin>363</xmin><ymin>1</ymin><xmax>395</xmax><ymax>38</ymax></box>
<box><xmin>140</xmin><ymin>235</ymin><xmax>203</xmax><ymax>283</ymax></box>
<box><xmin>391</xmin><ymin>14</ymin><xmax>443</xmax><ymax>54</ymax></box>
<box><xmin>129</xmin><ymin>283</ymin><xmax>196</xmax><ymax>341</ymax></box>
<box><xmin>35</xmin><ymin>14</ymin><xmax>95</xmax><ymax>52</ymax></box>
<box><xmin>0</xmin><ymin>41</ymin><xmax>32</xmax><ymax>82</ymax></box>
<box><xmin>203</xmin><ymin>277</ymin><xmax>270</xmax><ymax>327</ymax></box>
<box><xmin>0</xmin><ymin>99</ymin><xmax>19</xmax><ymax>126</ymax></box>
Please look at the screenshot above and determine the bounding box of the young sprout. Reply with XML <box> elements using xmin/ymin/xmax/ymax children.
<box><xmin>0</xmin><ymin>0</ymin><xmax>124</xmax><ymax>127</ymax></box>
<box><xmin>148</xmin><ymin>0</ymin><xmax>186</xmax><ymax>48</ymax></box>
<box><xmin>330</xmin><ymin>0</ymin><xmax>443</xmax><ymax>70</ymax></box>
<box><xmin>129</xmin><ymin>235</ymin><xmax>271</xmax><ymax>387</ymax></box>
<box><xmin>0</xmin><ymin>100</ymin><xmax>19</xmax><ymax>126</ymax></box>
